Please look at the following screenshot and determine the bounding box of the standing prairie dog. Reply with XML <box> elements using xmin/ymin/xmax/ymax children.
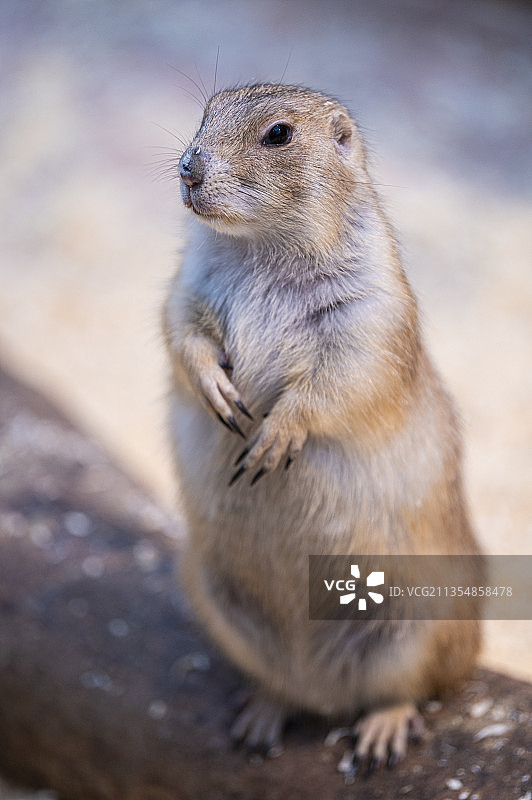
<box><xmin>163</xmin><ymin>83</ymin><xmax>482</xmax><ymax>773</ymax></box>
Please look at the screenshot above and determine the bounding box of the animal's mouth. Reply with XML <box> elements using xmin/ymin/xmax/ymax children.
<box><xmin>182</xmin><ymin>185</ymin><xmax>193</xmax><ymax>209</ymax></box>
<box><xmin>182</xmin><ymin>185</ymin><xmax>216</xmax><ymax>218</ymax></box>
<box><xmin>181</xmin><ymin>182</ymin><xmax>245</xmax><ymax>228</ymax></box>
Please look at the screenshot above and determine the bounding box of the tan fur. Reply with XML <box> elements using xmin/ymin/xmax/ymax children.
<box><xmin>163</xmin><ymin>84</ymin><xmax>482</xmax><ymax>751</ymax></box>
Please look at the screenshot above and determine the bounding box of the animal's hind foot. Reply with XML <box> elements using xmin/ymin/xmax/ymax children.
<box><xmin>327</xmin><ymin>702</ymin><xmax>424</xmax><ymax>782</ymax></box>
<box><xmin>230</xmin><ymin>689</ymin><xmax>287</xmax><ymax>757</ymax></box>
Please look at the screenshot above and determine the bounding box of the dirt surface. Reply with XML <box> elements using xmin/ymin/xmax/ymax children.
<box><xmin>0</xmin><ymin>362</ymin><xmax>531</xmax><ymax>800</ymax></box>
<box><xmin>0</xmin><ymin>2</ymin><xmax>531</xmax><ymax>789</ymax></box>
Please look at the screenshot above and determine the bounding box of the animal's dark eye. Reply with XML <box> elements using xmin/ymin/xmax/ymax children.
<box><xmin>262</xmin><ymin>123</ymin><xmax>292</xmax><ymax>147</ymax></box>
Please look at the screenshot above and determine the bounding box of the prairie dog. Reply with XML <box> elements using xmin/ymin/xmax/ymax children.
<box><xmin>163</xmin><ymin>84</ymin><xmax>482</xmax><ymax>771</ymax></box>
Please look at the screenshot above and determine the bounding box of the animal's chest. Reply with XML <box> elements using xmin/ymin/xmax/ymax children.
<box><xmin>220</xmin><ymin>281</ymin><xmax>304</xmax><ymax>410</ymax></box>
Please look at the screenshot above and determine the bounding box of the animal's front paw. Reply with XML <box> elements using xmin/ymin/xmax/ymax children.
<box><xmin>197</xmin><ymin>363</ymin><xmax>252</xmax><ymax>438</ymax></box>
<box><xmin>181</xmin><ymin>335</ymin><xmax>252</xmax><ymax>437</ymax></box>
<box><xmin>229</xmin><ymin>401</ymin><xmax>308</xmax><ymax>486</ymax></box>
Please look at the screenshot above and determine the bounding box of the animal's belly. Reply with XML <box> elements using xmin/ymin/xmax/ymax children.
<box><xmin>169</xmin><ymin>389</ymin><xmax>362</xmax><ymax>556</ymax></box>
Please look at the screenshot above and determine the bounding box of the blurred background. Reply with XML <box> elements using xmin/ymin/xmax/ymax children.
<box><xmin>0</xmin><ymin>0</ymin><xmax>531</xmax><ymax>684</ymax></box>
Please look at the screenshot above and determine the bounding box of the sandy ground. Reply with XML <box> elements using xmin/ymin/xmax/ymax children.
<box><xmin>0</xmin><ymin>0</ymin><xmax>531</xmax><ymax>717</ymax></box>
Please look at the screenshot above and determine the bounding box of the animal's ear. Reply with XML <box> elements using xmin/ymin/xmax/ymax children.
<box><xmin>331</xmin><ymin>111</ymin><xmax>353</xmax><ymax>152</ymax></box>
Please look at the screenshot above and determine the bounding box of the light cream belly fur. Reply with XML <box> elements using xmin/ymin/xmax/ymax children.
<box><xmin>169</xmin><ymin>389</ymin><xmax>448</xmax><ymax>714</ymax></box>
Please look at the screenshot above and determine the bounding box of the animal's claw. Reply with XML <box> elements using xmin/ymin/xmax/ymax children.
<box><xmin>250</xmin><ymin>468</ymin><xmax>267</xmax><ymax>486</ymax></box>
<box><xmin>235</xmin><ymin>400</ymin><xmax>253</xmax><ymax>420</ymax></box>
<box><xmin>234</xmin><ymin>448</ymin><xmax>249</xmax><ymax>466</ymax></box>
<box><xmin>229</xmin><ymin>465</ymin><xmax>247</xmax><ymax>486</ymax></box>
<box><xmin>227</xmin><ymin>415</ymin><xmax>246</xmax><ymax>439</ymax></box>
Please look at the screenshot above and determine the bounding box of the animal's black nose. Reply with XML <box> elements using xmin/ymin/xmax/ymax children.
<box><xmin>179</xmin><ymin>146</ymin><xmax>205</xmax><ymax>188</ymax></box>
